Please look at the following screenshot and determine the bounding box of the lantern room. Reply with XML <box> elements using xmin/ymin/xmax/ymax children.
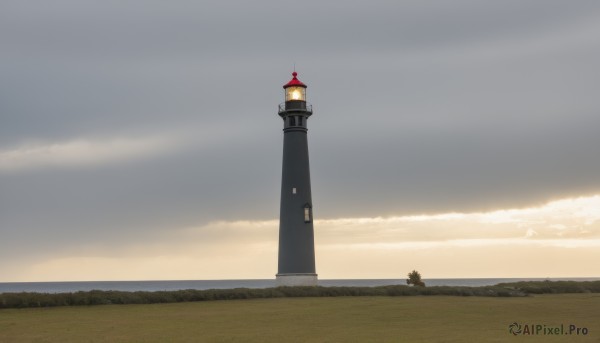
<box><xmin>283</xmin><ymin>72</ymin><xmax>307</xmax><ymax>102</ymax></box>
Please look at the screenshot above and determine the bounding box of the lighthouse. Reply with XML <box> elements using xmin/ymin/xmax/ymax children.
<box><xmin>276</xmin><ymin>71</ymin><xmax>318</xmax><ymax>286</ymax></box>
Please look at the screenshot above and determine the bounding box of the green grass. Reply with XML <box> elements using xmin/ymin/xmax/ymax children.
<box><xmin>1</xmin><ymin>294</ymin><xmax>599</xmax><ymax>342</ymax></box>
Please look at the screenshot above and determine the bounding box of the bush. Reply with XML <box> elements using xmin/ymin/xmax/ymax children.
<box><xmin>406</xmin><ymin>270</ymin><xmax>426</xmax><ymax>287</ymax></box>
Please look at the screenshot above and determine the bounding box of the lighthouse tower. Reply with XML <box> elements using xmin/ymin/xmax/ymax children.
<box><xmin>276</xmin><ymin>72</ymin><xmax>317</xmax><ymax>286</ymax></box>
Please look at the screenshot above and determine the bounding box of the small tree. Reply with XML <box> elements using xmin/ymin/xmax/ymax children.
<box><xmin>406</xmin><ymin>270</ymin><xmax>425</xmax><ymax>287</ymax></box>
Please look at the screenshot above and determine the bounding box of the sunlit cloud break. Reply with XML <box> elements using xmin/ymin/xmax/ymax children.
<box><xmin>8</xmin><ymin>195</ymin><xmax>600</xmax><ymax>281</ymax></box>
<box><xmin>316</xmin><ymin>195</ymin><xmax>600</xmax><ymax>246</ymax></box>
<box><xmin>0</xmin><ymin>134</ymin><xmax>187</xmax><ymax>172</ymax></box>
<box><xmin>0</xmin><ymin>122</ymin><xmax>247</xmax><ymax>173</ymax></box>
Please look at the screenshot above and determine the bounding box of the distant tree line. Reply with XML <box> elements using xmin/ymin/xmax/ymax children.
<box><xmin>1</xmin><ymin>281</ymin><xmax>599</xmax><ymax>309</ymax></box>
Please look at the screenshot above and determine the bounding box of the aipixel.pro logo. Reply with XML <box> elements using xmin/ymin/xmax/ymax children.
<box><xmin>509</xmin><ymin>322</ymin><xmax>589</xmax><ymax>336</ymax></box>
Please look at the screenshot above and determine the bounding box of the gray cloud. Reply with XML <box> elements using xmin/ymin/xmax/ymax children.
<box><xmin>2</xmin><ymin>0</ymin><xmax>600</xmax><ymax>269</ymax></box>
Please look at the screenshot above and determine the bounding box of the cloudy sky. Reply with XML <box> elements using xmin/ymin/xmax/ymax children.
<box><xmin>1</xmin><ymin>0</ymin><xmax>600</xmax><ymax>281</ymax></box>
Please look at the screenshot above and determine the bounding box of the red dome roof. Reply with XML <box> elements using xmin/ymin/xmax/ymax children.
<box><xmin>283</xmin><ymin>72</ymin><xmax>307</xmax><ymax>88</ymax></box>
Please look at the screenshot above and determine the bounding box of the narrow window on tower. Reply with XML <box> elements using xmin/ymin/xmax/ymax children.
<box><xmin>289</xmin><ymin>116</ymin><xmax>296</xmax><ymax>126</ymax></box>
<box><xmin>292</xmin><ymin>187</ymin><xmax>296</xmax><ymax>194</ymax></box>
<box><xmin>298</xmin><ymin>116</ymin><xmax>302</xmax><ymax>126</ymax></box>
<box><xmin>304</xmin><ymin>204</ymin><xmax>312</xmax><ymax>223</ymax></box>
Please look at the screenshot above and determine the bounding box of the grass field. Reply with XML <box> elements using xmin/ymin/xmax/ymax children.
<box><xmin>1</xmin><ymin>294</ymin><xmax>599</xmax><ymax>342</ymax></box>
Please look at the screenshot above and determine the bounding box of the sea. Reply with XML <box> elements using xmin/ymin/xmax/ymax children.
<box><xmin>1</xmin><ymin>278</ymin><xmax>598</xmax><ymax>294</ymax></box>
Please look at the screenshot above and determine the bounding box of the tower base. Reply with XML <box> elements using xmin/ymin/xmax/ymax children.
<box><xmin>276</xmin><ymin>273</ymin><xmax>318</xmax><ymax>287</ymax></box>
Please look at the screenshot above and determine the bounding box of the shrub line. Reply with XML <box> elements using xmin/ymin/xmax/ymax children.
<box><xmin>1</xmin><ymin>281</ymin><xmax>599</xmax><ymax>309</ymax></box>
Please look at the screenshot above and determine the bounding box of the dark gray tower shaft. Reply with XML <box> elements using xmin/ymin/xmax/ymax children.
<box><xmin>276</xmin><ymin>72</ymin><xmax>317</xmax><ymax>286</ymax></box>
<box><xmin>278</xmin><ymin>124</ymin><xmax>316</xmax><ymax>275</ymax></box>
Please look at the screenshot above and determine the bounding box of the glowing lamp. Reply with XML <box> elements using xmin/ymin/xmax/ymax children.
<box><xmin>283</xmin><ymin>72</ymin><xmax>307</xmax><ymax>102</ymax></box>
<box><xmin>286</xmin><ymin>86</ymin><xmax>305</xmax><ymax>101</ymax></box>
